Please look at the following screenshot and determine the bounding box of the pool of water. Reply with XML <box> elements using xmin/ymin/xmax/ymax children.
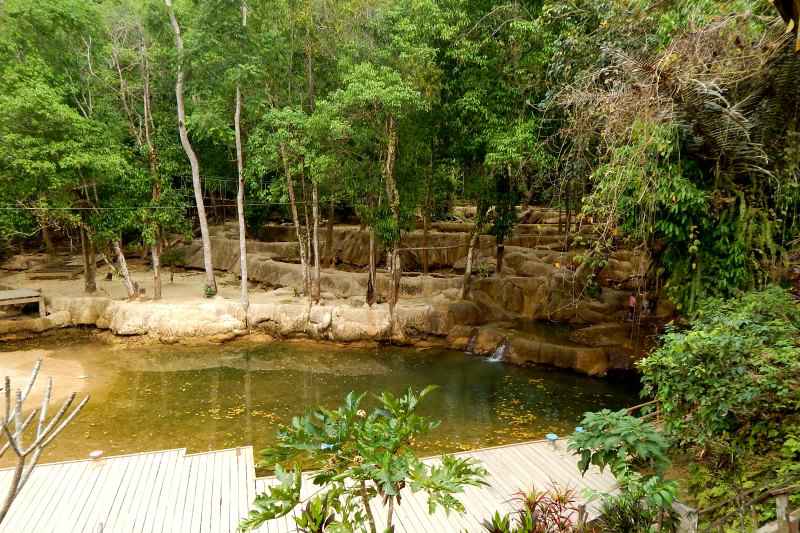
<box><xmin>1</xmin><ymin>335</ymin><xmax>639</xmax><ymax>466</ymax></box>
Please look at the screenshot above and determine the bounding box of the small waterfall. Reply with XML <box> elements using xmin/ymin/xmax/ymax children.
<box><xmin>488</xmin><ymin>339</ymin><xmax>510</xmax><ymax>363</ymax></box>
<box><xmin>465</xmin><ymin>329</ymin><xmax>479</xmax><ymax>355</ymax></box>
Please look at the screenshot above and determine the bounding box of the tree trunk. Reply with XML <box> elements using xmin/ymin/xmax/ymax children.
<box><xmin>300</xmin><ymin>168</ymin><xmax>312</xmax><ymax>265</ymax></box>
<box><xmin>423</xmin><ymin>175</ymin><xmax>431</xmax><ymax>278</ymax></box>
<box><xmin>311</xmin><ymin>181</ymin><xmax>321</xmax><ymax>303</ymax></box>
<box><xmin>151</xmin><ymin>238</ymin><xmax>162</xmax><ymax>300</ymax></box>
<box><xmin>461</xmin><ymin>230</ymin><xmax>480</xmax><ymax>300</ymax></box>
<box><xmin>141</xmin><ymin>30</ymin><xmax>162</xmax><ymax>300</ymax></box>
<box><xmin>113</xmin><ymin>240</ymin><xmax>137</xmax><ymax>299</ymax></box>
<box><xmin>383</xmin><ymin>115</ymin><xmax>401</xmax><ymax>324</ymax></box>
<box><xmin>496</xmin><ymin>235</ymin><xmax>505</xmax><ymax>278</ymax></box>
<box><xmin>281</xmin><ymin>144</ymin><xmax>309</xmax><ymax>296</ymax></box>
<box><xmin>165</xmin><ymin>0</ymin><xmax>216</xmax><ymax>296</ymax></box>
<box><xmin>81</xmin><ymin>228</ymin><xmax>97</xmax><ymax>294</ymax></box>
<box><xmin>325</xmin><ymin>198</ymin><xmax>335</xmax><ymax>267</ymax></box>
<box><xmin>366</xmin><ymin>227</ymin><xmax>376</xmax><ymax>307</ymax></box>
<box><xmin>235</xmin><ymin>83</ymin><xmax>249</xmax><ymax>309</ymax></box>
<box><xmin>42</xmin><ymin>225</ymin><xmax>55</xmax><ymax>257</ymax></box>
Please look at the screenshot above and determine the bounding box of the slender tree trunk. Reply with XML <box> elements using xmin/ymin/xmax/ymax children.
<box><xmin>311</xmin><ymin>181</ymin><xmax>321</xmax><ymax>302</ymax></box>
<box><xmin>386</xmin><ymin>497</ymin><xmax>395</xmax><ymax>532</ymax></box>
<box><xmin>235</xmin><ymin>83</ymin><xmax>249</xmax><ymax>309</ymax></box>
<box><xmin>81</xmin><ymin>228</ymin><xmax>97</xmax><ymax>294</ymax></box>
<box><xmin>423</xmin><ymin>171</ymin><xmax>431</xmax><ymax>278</ymax></box>
<box><xmin>140</xmin><ymin>30</ymin><xmax>162</xmax><ymax>300</ymax></box>
<box><xmin>165</xmin><ymin>0</ymin><xmax>216</xmax><ymax>296</ymax></box>
<box><xmin>461</xmin><ymin>230</ymin><xmax>480</xmax><ymax>300</ymax></box>
<box><xmin>366</xmin><ymin>226</ymin><xmax>376</xmax><ymax>307</ymax></box>
<box><xmin>496</xmin><ymin>235</ymin><xmax>505</xmax><ymax>278</ymax></box>
<box><xmin>383</xmin><ymin>115</ymin><xmax>401</xmax><ymax>324</ymax></box>
<box><xmin>359</xmin><ymin>480</ymin><xmax>378</xmax><ymax>533</ymax></box>
<box><xmin>151</xmin><ymin>237</ymin><xmax>162</xmax><ymax>300</ymax></box>
<box><xmin>281</xmin><ymin>145</ymin><xmax>309</xmax><ymax>296</ymax></box>
<box><xmin>300</xmin><ymin>168</ymin><xmax>312</xmax><ymax>265</ymax></box>
<box><xmin>113</xmin><ymin>240</ymin><xmax>137</xmax><ymax>299</ymax></box>
<box><xmin>0</xmin><ymin>459</ymin><xmax>24</xmax><ymax>524</ymax></box>
<box><xmin>325</xmin><ymin>198</ymin><xmax>335</xmax><ymax>267</ymax></box>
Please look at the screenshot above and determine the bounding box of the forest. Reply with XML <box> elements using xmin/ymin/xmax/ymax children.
<box><xmin>1</xmin><ymin>0</ymin><xmax>800</xmax><ymax>531</ymax></box>
<box><xmin>1</xmin><ymin>0</ymin><xmax>798</xmax><ymax>310</ymax></box>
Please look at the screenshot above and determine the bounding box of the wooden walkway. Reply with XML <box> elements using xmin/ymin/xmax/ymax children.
<box><xmin>0</xmin><ymin>440</ymin><xmax>616</xmax><ymax>532</ymax></box>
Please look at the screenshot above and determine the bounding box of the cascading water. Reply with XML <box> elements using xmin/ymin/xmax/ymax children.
<box><xmin>488</xmin><ymin>339</ymin><xmax>510</xmax><ymax>363</ymax></box>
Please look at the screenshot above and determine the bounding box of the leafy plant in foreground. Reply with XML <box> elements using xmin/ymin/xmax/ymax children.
<box><xmin>482</xmin><ymin>484</ymin><xmax>580</xmax><ymax>533</ymax></box>
<box><xmin>239</xmin><ymin>386</ymin><xmax>487</xmax><ymax>532</ymax></box>
<box><xmin>568</xmin><ymin>409</ymin><xmax>670</xmax><ymax>477</ymax></box>
<box><xmin>568</xmin><ymin>410</ymin><xmax>678</xmax><ymax>533</ymax></box>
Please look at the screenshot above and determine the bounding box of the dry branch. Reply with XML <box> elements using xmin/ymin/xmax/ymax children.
<box><xmin>0</xmin><ymin>361</ymin><xmax>89</xmax><ymax>524</ymax></box>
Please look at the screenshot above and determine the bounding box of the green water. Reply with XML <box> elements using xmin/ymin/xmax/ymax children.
<box><xmin>5</xmin><ymin>337</ymin><xmax>638</xmax><ymax>464</ymax></box>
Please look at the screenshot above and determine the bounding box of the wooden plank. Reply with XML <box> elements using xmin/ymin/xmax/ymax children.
<box><xmin>240</xmin><ymin>446</ymin><xmax>256</xmax><ymax>526</ymax></box>
<box><xmin>149</xmin><ymin>449</ymin><xmax>186</xmax><ymax>533</ymax></box>
<box><xmin>59</xmin><ymin>459</ymin><xmax>107</xmax><ymax>533</ymax></box>
<box><xmin>214</xmin><ymin>450</ymin><xmax>227</xmax><ymax>532</ymax></box>
<box><xmin>0</xmin><ymin>289</ymin><xmax>41</xmax><ymax>301</ymax></box>
<box><xmin>0</xmin><ymin>439</ymin><xmax>618</xmax><ymax>533</ymax></box>
<box><xmin>129</xmin><ymin>449</ymin><xmax>171</xmax><ymax>531</ymax></box>
<box><xmin>103</xmin><ymin>452</ymin><xmax>150</xmax><ymax>530</ymax></box>
<box><xmin>74</xmin><ymin>455</ymin><xmax>134</xmax><ymax>533</ymax></box>
<box><xmin>1</xmin><ymin>463</ymin><xmax>66</xmax><ymax>533</ymax></box>
<box><xmin>31</xmin><ymin>461</ymin><xmax>92</xmax><ymax>533</ymax></box>
<box><xmin>118</xmin><ymin>449</ymin><xmax>164</xmax><ymax>531</ymax></box>
<box><xmin>138</xmin><ymin>449</ymin><xmax>171</xmax><ymax>533</ymax></box>
<box><xmin>198</xmin><ymin>450</ymin><xmax>217</xmax><ymax>532</ymax></box>
<box><xmin>187</xmin><ymin>454</ymin><xmax>206</xmax><ymax>533</ymax></box>
<box><xmin>179</xmin><ymin>451</ymin><xmax>202</xmax><ymax>531</ymax></box>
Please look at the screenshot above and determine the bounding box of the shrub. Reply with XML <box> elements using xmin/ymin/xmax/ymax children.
<box><xmin>568</xmin><ymin>409</ymin><xmax>670</xmax><ymax>477</ymax></box>
<box><xmin>568</xmin><ymin>411</ymin><xmax>678</xmax><ymax>533</ymax></box>
<box><xmin>638</xmin><ymin>286</ymin><xmax>800</xmax><ymax>449</ymax></box>
<box><xmin>240</xmin><ymin>386</ymin><xmax>487</xmax><ymax>532</ymax></box>
<box><xmin>482</xmin><ymin>484</ymin><xmax>579</xmax><ymax>533</ymax></box>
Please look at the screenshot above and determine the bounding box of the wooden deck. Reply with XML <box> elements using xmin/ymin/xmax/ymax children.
<box><xmin>0</xmin><ymin>440</ymin><xmax>616</xmax><ymax>532</ymax></box>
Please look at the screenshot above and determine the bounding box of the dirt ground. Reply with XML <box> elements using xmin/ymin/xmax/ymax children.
<box><xmin>0</xmin><ymin>259</ymin><xmax>260</xmax><ymax>304</ymax></box>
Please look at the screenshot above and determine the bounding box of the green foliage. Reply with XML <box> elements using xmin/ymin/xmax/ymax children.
<box><xmin>594</xmin><ymin>476</ymin><xmax>679</xmax><ymax>533</ymax></box>
<box><xmin>639</xmin><ymin>286</ymin><xmax>800</xmax><ymax>449</ymax></box>
<box><xmin>639</xmin><ymin>287</ymin><xmax>800</xmax><ymax>528</ymax></box>
<box><xmin>240</xmin><ymin>387</ymin><xmax>487</xmax><ymax>532</ymax></box>
<box><xmin>568</xmin><ymin>409</ymin><xmax>670</xmax><ymax>477</ymax></box>
<box><xmin>568</xmin><ymin>411</ymin><xmax>678</xmax><ymax>533</ymax></box>
<box><xmin>240</xmin><ymin>465</ymin><xmax>302</xmax><ymax>531</ymax></box>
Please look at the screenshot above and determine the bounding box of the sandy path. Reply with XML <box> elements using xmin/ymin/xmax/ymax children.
<box><xmin>0</xmin><ymin>349</ymin><xmax>88</xmax><ymax>407</ymax></box>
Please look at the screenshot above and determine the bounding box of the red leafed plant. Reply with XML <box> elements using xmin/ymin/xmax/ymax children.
<box><xmin>483</xmin><ymin>484</ymin><xmax>582</xmax><ymax>533</ymax></box>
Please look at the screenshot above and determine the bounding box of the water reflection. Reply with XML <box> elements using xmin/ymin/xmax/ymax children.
<box><xmin>3</xmin><ymin>339</ymin><xmax>639</xmax><ymax>465</ymax></box>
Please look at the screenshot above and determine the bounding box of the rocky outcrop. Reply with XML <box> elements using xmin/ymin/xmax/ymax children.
<box><xmin>45</xmin><ymin>297</ymin><xmax>248</xmax><ymax>337</ymax></box>
<box><xmin>181</xmin><ymin>239</ymin><xmax>462</xmax><ymax>300</ymax></box>
<box><xmin>447</xmin><ymin>322</ymin><xmax>610</xmax><ymax>376</ymax></box>
<box><xmin>21</xmin><ymin>293</ymin><xmax>483</xmax><ymax>346</ymax></box>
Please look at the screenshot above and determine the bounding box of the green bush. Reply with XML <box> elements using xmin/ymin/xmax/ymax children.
<box><xmin>638</xmin><ymin>287</ymin><xmax>800</xmax><ymax>528</ymax></box>
<box><xmin>638</xmin><ymin>286</ymin><xmax>800</xmax><ymax>449</ymax></box>
<box><xmin>240</xmin><ymin>387</ymin><xmax>487</xmax><ymax>532</ymax></box>
<box><xmin>568</xmin><ymin>411</ymin><xmax>678</xmax><ymax>533</ymax></box>
<box><xmin>568</xmin><ymin>409</ymin><xmax>670</xmax><ymax>477</ymax></box>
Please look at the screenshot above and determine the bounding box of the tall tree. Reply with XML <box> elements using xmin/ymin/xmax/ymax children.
<box><xmin>164</xmin><ymin>0</ymin><xmax>217</xmax><ymax>296</ymax></box>
<box><xmin>234</xmin><ymin>0</ymin><xmax>249</xmax><ymax>309</ymax></box>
